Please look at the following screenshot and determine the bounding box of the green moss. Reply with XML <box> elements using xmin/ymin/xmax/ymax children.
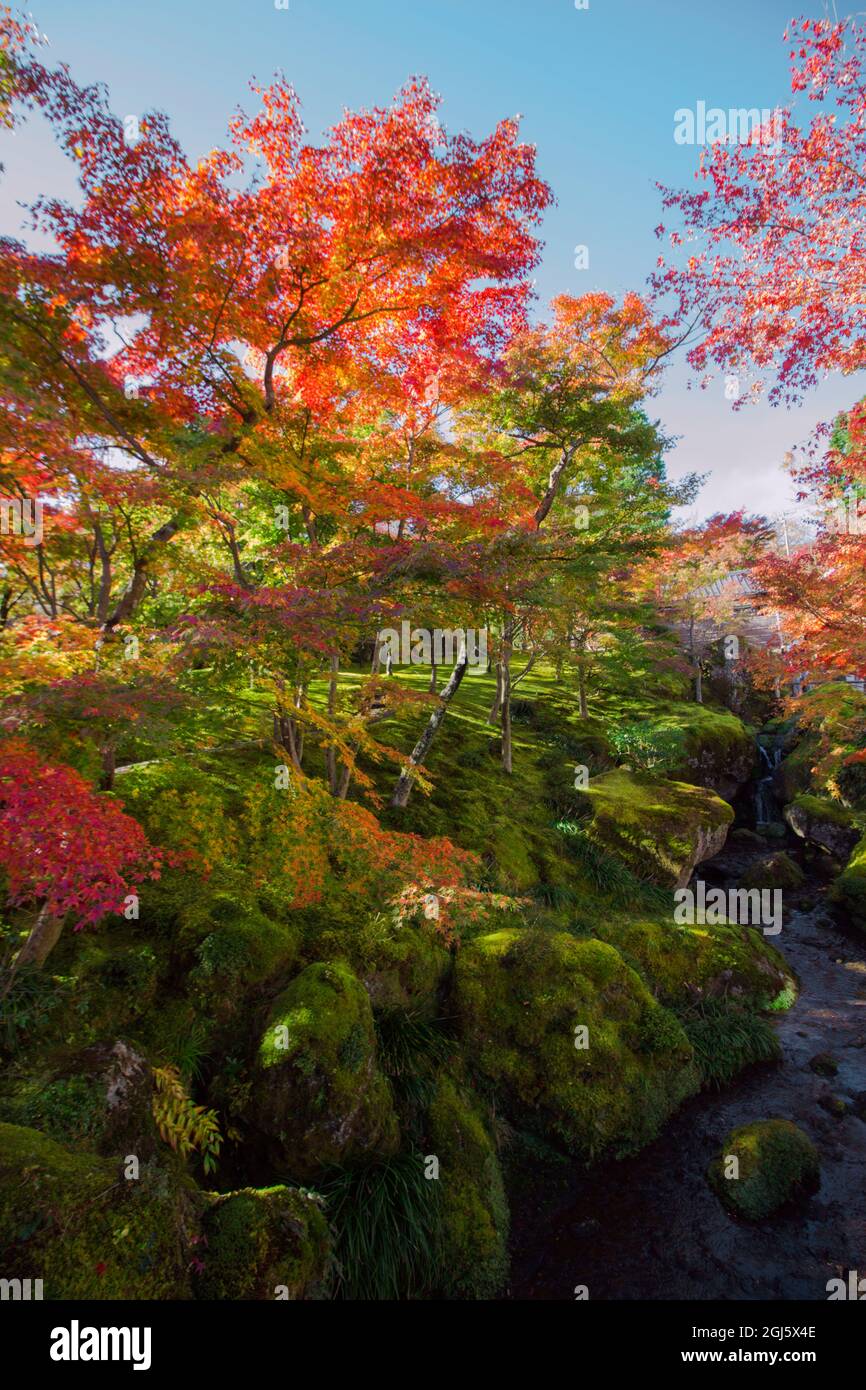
<box><xmin>249</xmin><ymin>961</ymin><xmax>399</xmax><ymax>1179</ymax></box>
<box><xmin>190</xmin><ymin>900</ymin><xmax>300</xmax><ymax>1001</ymax></box>
<box><xmin>594</xmin><ymin>910</ymin><xmax>793</xmax><ymax>1010</ymax></box>
<box><xmin>0</xmin><ymin>1074</ymin><xmax>105</xmax><ymax>1147</ymax></box>
<box><xmin>661</xmin><ymin>705</ymin><xmax>755</xmax><ymax>795</ymax></box>
<box><xmin>829</xmin><ymin>831</ymin><xmax>866</xmax><ymax>930</ymax></box>
<box><xmin>707</xmin><ymin>1119</ymin><xmax>820</xmax><ymax>1220</ymax></box>
<box><xmin>426</xmin><ymin>1072</ymin><xmax>508</xmax><ymax>1299</ymax></box>
<box><xmin>576</xmin><ymin>769</ymin><xmax>734</xmax><ymax>888</ymax></box>
<box><xmin>0</xmin><ymin>1123</ymin><xmax>199</xmax><ymax>1298</ymax></box>
<box><xmin>315</xmin><ymin>913</ymin><xmax>450</xmax><ymax>1018</ymax></box>
<box><xmin>454</xmin><ymin>928</ymin><xmax>699</xmax><ymax>1159</ymax></box>
<box><xmin>738</xmin><ymin>852</ymin><xmax>805</xmax><ymax>892</ymax></box>
<box><xmin>788</xmin><ymin>793</ymin><xmax>854</xmax><ymax>829</ymax></box>
<box><xmin>197</xmin><ymin>1186</ymin><xmax>330</xmax><ymax>1300</ymax></box>
<box><xmin>46</xmin><ymin>929</ymin><xmax>159</xmax><ymax>1045</ymax></box>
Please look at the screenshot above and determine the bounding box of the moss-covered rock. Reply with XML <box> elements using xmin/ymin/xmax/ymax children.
<box><xmin>665</xmin><ymin>706</ymin><xmax>755</xmax><ymax>800</ymax></box>
<box><xmin>829</xmin><ymin>830</ymin><xmax>866</xmax><ymax>930</ymax></box>
<box><xmin>189</xmin><ymin>900</ymin><xmax>300</xmax><ymax>1006</ymax></box>
<box><xmin>454</xmin><ymin>928</ymin><xmax>698</xmax><ymax>1159</ymax></box>
<box><xmin>707</xmin><ymin>1119</ymin><xmax>820</xmax><ymax>1220</ymax></box>
<box><xmin>738</xmin><ymin>852</ymin><xmax>805</xmax><ymax>893</ymax></box>
<box><xmin>0</xmin><ymin>1041</ymin><xmax>160</xmax><ymax>1160</ymax></box>
<box><xmin>426</xmin><ymin>1072</ymin><xmax>508</xmax><ymax>1299</ymax></box>
<box><xmin>784</xmin><ymin>794</ymin><xmax>860</xmax><ymax>860</ymax></box>
<box><xmin>594</xmin><ymin>911</ymin><xmax>794</xmax><ymax>1010</ymax></box>
<box><xmin>247</xmin><ymin>961</ymin><xmax>399</xmax><ymax>1179</ymax></box>
<box><xmin>0</xmin><ymin>1122</ymin><xmax>199</xmax><ymax>1298</ymax></box>
<box><xmin>315</xmin><ymin>914</ymin><xmax>450</xmax><ymax>1018</ymax></box>
<box><xmin>577</xmin><ymin>769</ymin><xmax>734</xmax><ymax>888</ymax></box>
<box><xmin>52</xmin><ymin>928</ymin><xmax>159</xmax><ymax>1044</ymax></box>
<box><xmin>196</xmin><ymin>1185</ymin><xmax>330</xmax><ymax>1299</ymax></box>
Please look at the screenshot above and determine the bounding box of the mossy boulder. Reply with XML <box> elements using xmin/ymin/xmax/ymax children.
<box><xmin>247</xmin><ymin>961</ymin><xmax>399</xmax><ymax>1179</ymax></box>
<box><xmin>189</xmin><ymin>899</ymin><xmax>300</xmax><ymax>1007</ymax></box>
<box><xmin>738</xmin><ymin>852</ymin><xmax>805</xmax><ymax>893</ymax></box>
<box><xmin>784</xmin><ymin>795</ymin><xmax>860</xmax><ymax>860</ymax></box>
<box><xmin>315</xmin><ymin>915</ymin><xmax>450</xmax><ymax>1018</ymax></box>
<box><xmin>577</xmin><ymin>769</ymin><xmax>734</xmax><ymax>889</ymax></box>
<box><xmin>196</xmin><ymin>1185</ymin><xmax>330</xmax><ymax>1300</ymax></box>
<box><xmin>0</xmin><ymin>1122</ymin><xmax>199</xmax><ymax>1298</ymax></box>
<box><xmin>707</xmin><ymin>1119</ymin><xmax>820</xmax><ymax>1220</ymax></box>
<box><xmin>594</xmin><ymin>911</ymin><xmax>794</xmax><ymax>1010</ymax></box>
<box><xmin>0</xmin><ymin>1041</ymin><xmax>160</xmax><ymax>1161</ymax></box>
<box><xmin>829</xmin><ymin>830</ymin><xmax>866</xmax><ymax>931</ymax></box>
<box><xmin>427</xmin><ymin>1072</ymin><xmax>508</xmax><ymax>1299</ymax></box>
<box><xmin>454</xmin><ymin>928</ymin><xmax>698</xmax><ymax>1159</ymax></box>
<box><xmin>52</xmin><ymin>929</ymin><xmax>159</xmax><ymax>1043</ymax></box>
<box><xmin>665</xmin><ymin>707</ymin><xmax>755</xmax><ymax>800</ymax></box>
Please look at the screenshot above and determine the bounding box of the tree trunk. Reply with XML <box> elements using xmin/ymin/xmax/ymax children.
<box><xmin>429</xmin><ymin>660</ymin><xmax>437</xmax><ymax>694</ymax></box>
<box><xmin>391</xmin><ymin>646</ymin><xmax>469</xmax><ymax>808</ymax></box>
<box><xmin>100</xmin><ymin>742</ymin><xmax>116</xmax><ymax>792</ymax></box>
<box><xmin>488</xmin><ymin>624</ymin><xmax>505</xmax><ymax>723</ymax></box>
<box><xmin>688</xmin><ymin>617</ymin><xmax>703</xmax><ymax>704</ymax></box>
<box><xmin>13</xmin><ymin>904</ymin><xmax>65</xmax><ymax>973</ymax></box>
<box><xmin>577</xmin><ymin>661</ymin><xmax>588</xmax><ymax>719</ymax></box>
<box><xmin>325</xmin><ymin>654</ymin><xmax>339</xmax><ymax>795</ymax></box>
<box><xmin>500</xmin><ymin>619</ymin><xmax>514</xmax><ymax>774</ymax></box>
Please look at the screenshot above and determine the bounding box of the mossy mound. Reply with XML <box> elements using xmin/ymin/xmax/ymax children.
<box><xmin>426</xmin><ymin>1071</ymin><xmax>508</xmax><ymax>1299</ymax></box>
<box><xmin>594</xmin><ymin>911</ymin><xmax>794</xmax><ymax>1010</ymax></box>
<box><xmin>577</xmin><ymin>769</ymin><xmax>734</xmax><ymax>888</ymax></box>
<box><xmin>663</xmin><ymin>706</ymin><xmax>755</xmax><ymax>800</ymax></box>
<box><xmin>189</xmin><ymin>900</ymin><xmax>301</xmax><ymax>1006</ymax></box>
<box><xmin>44</xmin><ymin>926</ymin><xmax>160</xmax><ymax>1046</ymax></box>
<box><xmin>197</xmin><ymin>1186</ymin><xmax>330</xmax><ymax>1299</ymax></box>
<box><xmin>829</xmin><ymin>831</ymin><xmax>866</xmax><ymax>931</ymax></box>
<box><xmin>454</xmin><ymin>928</ymin><xmax>698</xmax><ymax>1159</ymax></box>
<box><xmin>0</xmin><ymin>1041</ymin><xmax>160</xmax><ymax>1160</ymax></box>
<box><xmin>784</xmin><ymin>795</ymin><xmax>860</xmax><ymax>860</ymax></box>
<box><xmin>707</xmin><ymin>1119</ymin><xmax>820</xmax><ymax>1220</ymax></box>
<box><xmin>0</xmin><ymin>1122</ymin><xmax>199</xmax><ymax>1298</ymax></box>
<box><xmin>313</xmin><ymin>914</ymin><xmax>450</xmax><ymax>1018</ymax></box>
<box><xmin>248</xmin><ymin>961</ymin><xmax>399</xmax><ymax>1179</ymax></box>
<box><xmin>738</xmin><ymin>852</ymin><xmax>805</xmax><ymax>893</ymax></box>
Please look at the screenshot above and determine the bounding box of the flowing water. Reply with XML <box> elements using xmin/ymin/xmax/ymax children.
<box><xmin>507</xmin><ymin>836</ymin><xmax>866</xmax><ymax>1301</ymax></box>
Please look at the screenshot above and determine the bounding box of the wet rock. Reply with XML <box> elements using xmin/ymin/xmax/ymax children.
<box><xmin>738</xmin><ymin>852</ymin><xmax>805</xmax><ymax>893</ymax></box>
<box><xmin>808</xmin><ymin>1052</ymin><xmax>839</xmax><ymax>1076</ymax></box>
<box><xmin>850</xmin><ymin>1091</ymin><xmax>866</xmax><ymax>1121</ymax></box>
<box><xmin>784</xmin><ymin>795</ymin><xmax>860</xmax><ymax>860</ymax></box>
<box><xmin>707</xmin><ymin>1119</ymin><xmax>820</xmax><ymax>1221</ymax></box>
<box><xmin>817</xmin><ymin>1094</ymin><xmax>848</xmax><ymax>1118</ymax></box>
<box><xmin>731</xmin><ymin>827</ymin><xmax>767</xmax><ymax>848</ymax></box>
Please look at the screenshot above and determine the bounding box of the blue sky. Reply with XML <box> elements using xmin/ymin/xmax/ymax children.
<box><xmin>1</xmin><ymin>0</ymin><xmax>861</xmax><ymax>519</ymax></box>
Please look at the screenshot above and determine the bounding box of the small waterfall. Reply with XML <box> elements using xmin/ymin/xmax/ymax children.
<box><xmin>754</xmin><ymin>740</ymin><xmax>782</xmax><ymax>826</ymax></box>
